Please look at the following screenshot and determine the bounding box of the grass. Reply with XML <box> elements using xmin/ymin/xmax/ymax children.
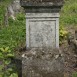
<box><xmin>0</xmin><ymin>1</ymin><xmax>25</xmax><ymax>76</ymax></box>
<box><xmin>60</xmin><ymin>0</ymin><xmax>77</xmax><ymax>26</ymax></box>
<box><xmin>0</xmin><ymin>0</ymin><xmax>12</xmax><ymax>27</ymax></box>
<box><xmin>0</xmin><ymin>13</ymin><xmax>26</xmax><ymax>51</ymax></box>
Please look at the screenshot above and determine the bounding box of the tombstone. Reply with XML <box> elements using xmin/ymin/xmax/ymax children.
<box><xmin>21</xmin><ymin>0</ymin><xmax>63</xmax><ymax>49</ymax></box>
<box><xmin>21</xmin><ymin>0</ymin><xmax>64</xmax><ymax>77</ymax></box>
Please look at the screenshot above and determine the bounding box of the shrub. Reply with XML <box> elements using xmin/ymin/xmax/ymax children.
<box><xmin>0</xmin><ymin>13</ymin><xmax>26</xmax><ymax>50</ymax></box>
<box><xmin>0</xmin><ymin>47</ymin><xmax>18</xmax><ymax>77</ymax></box>
<box><xmin>59</xmin><ymin>25</ymin><xmax>68</xmax><ymax>44</ymax></box>
<box><xmin>60</xmin><ymin>0</ymin><xmax>77</xmax><ymax>25</ymax></box>
<box><xmin>0</xmin><ymin>0</ymin><xmax>11</xmax><ymax>27</ymax></box>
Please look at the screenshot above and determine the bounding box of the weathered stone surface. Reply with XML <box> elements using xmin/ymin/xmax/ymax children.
<box><xmin>7</xmin><ymin>0</ymin><xmax>22</xmax><ymax>20</ymax></box>
<box><xmin>26</xmin><ymin>13</ymin><xmax>59</xmax><ymax>49</ymax></box>
<box><xmin>21</xmin><ymin>1</ymin><xmax>64</xmax><ymax>77</ymax></box>
<box><xmin>21</xmin><ymin>0</ymin><xmax>63</xmax><ymax>2</ymax></box>
<box><xmin>20</xmin><ymin>0</ymin><xmax>63</xmax><ymax>49</ymax></box>
<box><xmin>20</xmin><ymin>0</ymin><xmax>64</xmax><ymax>7</ymax></box>
<box><xmin>12</xmin><ymin>0</ymin><xmax>21</xmax><ymax>13</ymax></box>
<box><xmin>22</xmin><ymin>48</ymin><xmax>64</xmax><ymax>77</ymax></box>
<box><xmin>20</xmin><ymin>0</ymin><xmax>63</xmax><ymax>13</ymax></box>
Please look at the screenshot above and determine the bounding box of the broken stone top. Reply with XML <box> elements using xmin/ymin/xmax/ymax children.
<box><xmin>20</xmin><ymin>0</ymin><xmax>64</xmax><ymax>7</ymax></box>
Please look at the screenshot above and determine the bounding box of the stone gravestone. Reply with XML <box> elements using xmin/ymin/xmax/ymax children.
<box><xmin>20</xmin><ymin>0</ymin><xmax>64</xmax><ymax>77</ymax></box>
<box><xmin>21</xmin><ymin>0</ymin><xmax>64</xmax><ymax>49</ymax></box>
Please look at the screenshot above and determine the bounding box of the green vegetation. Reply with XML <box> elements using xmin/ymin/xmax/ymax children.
<box><xmin>0</xmin><ymin>0</ymin><xmax>12</xmax><ymax>27</ymax></box>
<box><xmin>72</xmin><ymin>72</ymin><xmax>77</xmax><ymax>77</ymax></box>
<box><xmin>59</xmin><ymin>0</ymin><xmax>77</xmax><ymax>44</ymax></box>
<box><xmin>0</xmin><ymin>47</ymin><xmax>18</xmax><ymax>77</ymax></box>
<box><xmin>60</xmin><ymin>0</ymin><xmax>77</xmax><ymax>25</ymax></box>
<box><xmin>0</xmin><ymin>13</ymin><xmax>26</xmax><ymax>50</ymax></box>
<box><xmin>0</xmin><ymin>0</ymin><xmax>26</xmax><ymax>50</ymax></box>
<box><xmin>0</xmin><ymin>0</ymin><xmax>26</xmax><ymax>76</ymax></box>
<box><xmin>59</xmin><ymin>26</ymin><xmax>68</xmax><ymax>44</ymax></box>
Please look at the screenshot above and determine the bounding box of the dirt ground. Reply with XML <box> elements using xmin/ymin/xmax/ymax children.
<box><xmin>60</xmin><ymin>25</ymin><xmax>77</xmax><ymax>77</ymax></box>
<box><xmin>60</xmin><ymin>41</ymin><xmax>77</xmax><ymax>77</ymax></box>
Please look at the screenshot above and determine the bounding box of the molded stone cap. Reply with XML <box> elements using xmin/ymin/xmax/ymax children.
<box><xmin>20</xmin><ymin>0</ymin><xmax>64</xmax><ymax>7</ymax></box>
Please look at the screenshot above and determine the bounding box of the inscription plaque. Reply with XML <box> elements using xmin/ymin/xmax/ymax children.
<box><xmin>29</xmin><ymin>20</ymin><xmax>56</xmax><ymax>48</ymax></box>
<box><xmin>26</xmin><ymin>13</ymin><xmax>59</xmax><ymax>49</ymax></box>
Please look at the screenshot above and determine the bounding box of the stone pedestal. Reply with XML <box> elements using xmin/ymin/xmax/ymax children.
<box><xmin>21</xmin><ymin>0</ymin><xmax>64</xmax><ymax>77</ymax></box>
<box><xmin>26</xmin><ymin>12</ymin><xmax>60</xmax><ymax>49</ymax></box>
<box><xmin>20</xmin><ymin>0</ymin><xmax>64</xmax><ymax>49</ymax></box>
<box><xmin>26</xmin><ymin>13</ymin><xmax>59</xmax><ymax>49</ymax></box>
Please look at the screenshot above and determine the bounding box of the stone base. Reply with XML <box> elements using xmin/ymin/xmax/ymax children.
<box><xmin>22</xmin><ymin>48</ymin><xmax>64</xmax><ymax>77</ymax></box>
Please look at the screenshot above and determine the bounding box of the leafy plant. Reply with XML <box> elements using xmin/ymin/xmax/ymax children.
<box><xmin>10</xmin><ymin>73</ymin><xmax>18</xmax><ymax>77</ymax></box>
<box><xmin>0</xmin><ymin>13</ymin><xmax>26</xmax><ymax>50</ymax></box>
<box><xmin>0</xmin><ymin>47</ymin><xmax>18</xmax><ymax>77</ymax></box>
<box><xmin>60</xmin><ymin>0</ymin><xmax>77</xmax><ymax>25</ymax></box>
<box><xmin>0</xmin><ymin>0</ymin><xmax>11</xmax><ymax>27</ymax></box>
<box><xmin>59</xmin><ymin>25</ymin><xmax>68</xmax><ymax>44</ymax></box>
<box><xmin>0</xmin><ymin>1</ymin><xmax>25</xmax><ymax>77</ymax></box>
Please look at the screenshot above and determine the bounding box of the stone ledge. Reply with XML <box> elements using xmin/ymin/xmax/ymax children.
<box><xmin>20</xmin><ymin>0</ymin><xmax>64</xmax><ymax>13</ymax></box>
<box><xmin>20</xmin><ymin>0</ymin><xmax>64</xmax><ymax>7</ymax></box>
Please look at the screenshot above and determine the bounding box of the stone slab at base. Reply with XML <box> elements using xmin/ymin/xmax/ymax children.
<box><xmin>22</xmin><ymin>48</ymin><xmax>64</xmax><ymax>77</ymax></box>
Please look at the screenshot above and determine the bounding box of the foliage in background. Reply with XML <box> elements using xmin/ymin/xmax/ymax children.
<box><xmin>59</xmin><ymin>0</ymin><xmax>77</xmax><ymax>44</ymax></box>
<box><xmin>0</xmin><ymin>0</ymin><xmax>25</xmax><ymax>76</ymax></box>
<box><xmin>60</xmin><ymin>0</ymin><xmax>77</xmax><ymax>25</ymax></box>
<box><xmin>59</xmin><ymin>25</ymin><xmax>68</xmax><ymax>44</ymax></box>
<box><xmin>0</xmin><ymin>13</ymin><xmax>26</xmax><ymax>50</ymax></box>
<box><xmin>0</xmin><ymin>0</ymin><xmax>11</xmax><ymax>27</ymax></box>
<box><xmin>0</xmin><ymin>47</ymin><xmax>18</xmax><ymax>77</ymax></box>
<box><xmin>72</xmin><ymin>72</ymin><xmax>77</xmax><ymax>77</ymax></box>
